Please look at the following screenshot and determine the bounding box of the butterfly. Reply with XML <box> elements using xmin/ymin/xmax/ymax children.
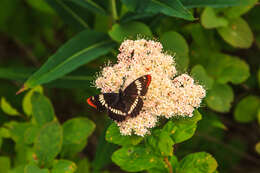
<box><xmin>87</xmin><ymin>75</ymin><xmax>151</xmax><ymax>122</ymax></box>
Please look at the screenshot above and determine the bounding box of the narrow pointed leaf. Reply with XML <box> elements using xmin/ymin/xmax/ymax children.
<box><xmin>181</xmin><ymin>0</ymin><xmax>247</xmax><ymax>8</ymax></box>
<box><xmin>23</xmin><ymin>30</ymin><xmax>116</xmax><ymax>90</ymax></box>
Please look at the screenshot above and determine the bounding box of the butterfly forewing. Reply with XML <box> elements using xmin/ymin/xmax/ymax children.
<box><xmin>123</xmin><ymin>75</ymin><xmax>151</xmax><ymax>96</ymax></box>
<box><xmin>87</xmin><ymin>75</ymin><xmax>151</xmax><ymax>122</ymax></box>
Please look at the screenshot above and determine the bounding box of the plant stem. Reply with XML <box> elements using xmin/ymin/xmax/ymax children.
<box><xmin>110</xmin><ymin>0</ymin><xmax>118</xmax><ymax>22</ymax></box>
<box><xmin>164</xmin><ymin>157</ymin><xmax>173</xmax><ymax>173</ymax></box>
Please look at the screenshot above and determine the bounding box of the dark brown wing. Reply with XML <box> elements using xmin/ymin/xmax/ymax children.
<box><xmin>121</xmin><ymin>95</ymin><xmax>143</xmax><ymax>118</ymax></box>
<box><xmin>123</xmin><ymin>75</ymin><xmax>151</xmax><ymax>96</ymax></box>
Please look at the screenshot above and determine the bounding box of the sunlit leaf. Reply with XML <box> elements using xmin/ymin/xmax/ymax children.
<box><xmin>201</xmin><ymin>7</ymin><xmax>228</xmax><ymax>29</ymax></box>
<box><xmin>23</xmin><ymin>86</ymin><xmax>43</xmax><ymax>116</ymax></box>
<box><xmin>34</xmin><ymin>121</ymin><xmax>63</xmax><ymax>166</ymax></box>
<box><xmin>24</xmin><ymin>163</ymin><xmax>49</xmax><ymax>173</ymax></box>
<box><xmin>109</xmin><ymin>21</ymin><xmax>152</xmax><ymax>42</ymax></box>
<box><xmin>206</xmin><ymin>83</ymin><xmax>234</xmax><ymax>112</ymax></box>
<box><xmin>1</xmin><ymin>97</ymin><xmax>20</xmax><ymax>116</ymax></box>
<box><xmin>178</xmin><ymin>152</ymin><xmax>218</xmax><ymax>173</ymax></box>
<box><xmin>160</xmin><ymin>31</ymin><xmax>189</xmax><ymax>71</ymax></box>
<box><xmin>51</xmin><ymin>160</ymin><xmax>77</xmax><ymax>173</ymax></box>
<box><xmin>106</xmin><ymin>122</ymin><xmax>143</xmax><ymax>146</ymax></box>
<box><xmin>217</xmin><ymin>17</ymin><xmax>253</xmax><ymax>48</ymax></box>
<box><xmin>0</xmin><ymin>156</ymin><xmax>11</xmax><ymax>172</ymax></box>
<box><xmin>191</xmin><ymin>65</ymin><xmax>214</xmax><ymax>90</ymax></box>
<box><xmin>234</xmin><ymin>95</ymin><xmax>260</xmax><ymax>123</ymax></box>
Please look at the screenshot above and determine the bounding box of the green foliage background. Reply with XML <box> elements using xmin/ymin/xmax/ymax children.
<box><xmin>0</xmin><ymin>0</ymin><xmax>260</xmax><ymax>172</ymax></box>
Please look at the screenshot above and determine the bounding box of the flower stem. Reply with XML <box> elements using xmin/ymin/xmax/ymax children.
<box><xmin>164</xmin><ymin>157</ymin><xmax>173</xmax><ymax>173</ymax></box>
<box><xmin>110</xmin><ymin>0</ymin><xmax>118</xmax><ymax>21</ymax></box>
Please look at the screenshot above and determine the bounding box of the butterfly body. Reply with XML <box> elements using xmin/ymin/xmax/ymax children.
<box><xmin>87</xmin><ymin>75</ymin><xmax>151</xmax><ymax>122</ymax></box>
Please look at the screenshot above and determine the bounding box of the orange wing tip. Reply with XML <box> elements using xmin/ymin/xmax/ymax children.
<box><xmin>87</xmin><ymin>97</ymin><xmax>97</xmax><ymax>109</ymax></box>
<box><xmin>146</xmin><ymin>75</ymin><xmax>151</xmax><ymax>88</ymax></box>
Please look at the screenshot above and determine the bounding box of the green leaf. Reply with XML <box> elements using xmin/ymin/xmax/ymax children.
<box><xmin>51</xmin><ymin>160</ymin><xmax>77</xmax><ymax>173</ymax></box>
<box><xmin>258</xmin><ymin>68</ymin><xmax>260</xmax><ymax>88</ymax></box>
<box><xmin>217</xmin><ymin>17</ymin><xmax>253</xmax><ymax>48</ymax></box>
<box><xmin>178</xmin><ymin>152</ymin><xmax>218</xmax><ymax>173</ymax></box>
<box><xmin>256</xmin><ymin>142</ymin><xmax>260</xmax><ymax>155</ymax></box>
<box><xmin>181</xmin><ymin>0</ymin><xmax>247</xmax><ymax>8</ymax></box>
<box><xmin>206</xmin><ymin>83</ymin><xmax>234</xmax><ymax>112</ymax></box>
<box><xmin>201</xmin><ymin>7</ymin><xmax>228</xmax><ymax>29</ymax></box>
<box><xmin>109</xmin><ymin>21</ymin><xmax>152</xmax><ymax>43</ymax></box>
<box><xmin>257</xmin><ymin>109</ymin><xmax>260</xmax><ymax>126</ymax></box>
<box><xmin>145</xmin><ymin>0</ymin><xmax>194</xmax><ymax>20</ymax></box>
<box><xmin>122</xmin><ymin>0</ymin><xmax>194</xmax><ymax>20</ymax></box>
<box><xmin>45</xmin><ymin>0</ymin><xmax>90</xmax><ymax>31</ymax></box>
<box><xmin>62</xmin><ymin>117</ymin><xmax>95</xmax><ymax>144</ymax></box>
<box><xmin>61</xmin><ymin>117</ymin><xmax>95</xmax><ymax>157</ymax></box>
<box><xmin>26</xmin><ymin>0</ymin><xmax>55</xmax><ymax>14</ymax></box>
<box><xmin>31</xmin><ymin>93</ymin><xmax>55</xmax><ymax>126</ymax></box>
<box><xmin>112</xmin><ymin>146</ymin><xmax>162</xmax><ymax>172</ymax></box>
<box><xmin>0</xmin><ymin>156</ymin><xmax>11</xmax><ymax>172</ymax></box>
<box><xmin>34</xmin><ymin>121</ymin><xmax>63</xmax><ymax>166</ymax></box>
<box><xmin>5</xmin><ymin>121</ymin><xmax>31</xmax><ymax>143</ymax></box>
<box><xmin>191</xmin><ymin>65</ymin><xmax>214</xmax><ymax>90</ymax></box>
<box><xmin>24</xmin><ymin>30</ymin><xmax>116</xmax><ymax>90</ymax></box>
<box><xmin>23</xmin><ymin>86</ymin><xmax>43</xmax><ymax>116</ymax></box>
<box><xmin>160</xmin><ymin>31</ymin><xmax>189</xmax><ymax>71</ymax></box>
<box><xmin>234</xmin><ymin>95</ymin><xmax>260</xmax><ymax>123</ymax></box>
<box><xmin>223</xmin><ymin>0</ymin><xmax>258</xmax><ymax>19</ymax></box>
<box><xmin>1</xmin><ymin>97</ymin><xmax>20</xmax><ymax>116</ymax></box>
<box><xmin>106</xmin><ymin>123</ymin><xmax>143</xmax><ymax>146</ymax></box>
<box><xmin>158</xmin><ymin>131</ymin><xmax>174</xmax><ymax>156</ymax></box>
<box><xmin>0</xmin><ymin>67</ymin><xmax>95</xmax><ymax>89</ymax></box>
<box><xmin>24</xmin><ymin>126</ymin><xmax>40</xmax><ymax>144</ymax></box>
<box><xmin>206</xmin><ymin>53</ymin><xmax>250</xmax><ymax>84</ymax></box>
<box><xmin>65</xmin><ymin>0</ymin><xmax>107</xmax><ymax>15</ymax></box>
<box><xmin>24</xmin><ymin>163</ymin><xmax>49</xmax><ymax>173</ymax></box>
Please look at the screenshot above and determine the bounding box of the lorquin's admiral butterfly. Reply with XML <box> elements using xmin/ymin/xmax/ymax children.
<box><xmin>87</xmin><ymin>75</ymin><xmax>151</xmax><ymax>122</ymax></box>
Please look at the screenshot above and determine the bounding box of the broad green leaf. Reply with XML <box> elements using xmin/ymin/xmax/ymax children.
<box><xmin>158</xmin><ymin>131</ymin><xmax>174</xmax><ymax>156</ymax></box>
<box><xmin>26</xmin><ymin>0</ymin><xmax>55</xmax><ymax>14</ymax></box>
<box><xmin>258</xmin><ymin>109</ymin><xmax>260</xmax><ymax>126</ymax></box>
<box><xmin>75</xmin><ymin>158</ymin><xmax>90</xmax><ymax>173</ymax></box>
<box><xmin>4</xmin><ymin>121</ymin><xmax>31</xmax><ymax>143</ymax></box>
<box><xmin>112</xmin><ymin>146</ymin><xmax>162</xmax><ymax>172</ymax></box>
<box><xmin>234</xmin><ymin>95</ymin><xmax>260</xmax><ymax>123</ymax></box>
<box><xmin>23</xmin><ymin>86</ymin><xmax>43</xmax><ymax>116</ymax></box>
<box><xmin>109</xmin><ymin>21</ymin><xmax>152</xmax><ymax>43</ymax></box>
<box><xmin>61</xmin><ymin>117</ymin><xmax>95</xmax><ymax>157</ymax></box>
<box><xmin>122</xmin><ymin>0</ymin><xmax>194</xmax><ymax>20</ymax></box>
<box><xmin>160</xmin><ymin>31</ymin><xmax>189</xmax><ymax>71</ymax></box>
<box><xmin>24</xmin><ymin>163</ymin><xmax>49</xmax><ymax>173</ymax></box>
<box><xmin>31</xmin><ymin>93</ymin><xmax>55</xmax><ymax>126</ymax></box>
<box><xmin>51</xmin><ymin>160</ymin><xmax>77</xmax><ymax>173</ymax></box>
<box><xmin>0</xmin><ymin>67</ymin><xmax>95</xmax><ymax>89</ymax></box>
<box><xmin>106</xmin><ymin>123</ymin><xmax>143</xmax><ymax>146</ymax></box>
<box><xmin>1</xmin><ymin>97</ymin><xmax>20</xmax><ymax>116</ymax></box>
<box><xmin>206</xmin><ymin>53</ymin><xmax>250</xmax><ymax>84</ymax></box>
<box><xmin>256</xmin><ymin>142</ymin><xmax>260</xmax><ymax>155</ymax></box>
<box><xmin>23</xmin><ymin>30</ymin><xmax>116</xmax><ymax>90</ymax></box>
<box><xmin>181</xmin><ymin>0</ymin><xmax>247</xmax><ymax>8</ymax></box>
<box><xmin>223</xmin><ymin>0</ymin><xmax>258</xmax><ymax>18</ymax></box>
<box><xmin>0</xmin><ymin>127</ymin><xmax>11</xmax><ymax>138</ymax></box>
<box><xmin>0</xmin><ymin>156</ymin><xmax>10</xmax><ymax>172</ymax></box>
<box><xmin>206</xmin><ymin>83</ymin><xmax>234</xmax><ymax>112</ymax></box>
<box><xmin>62</xmin><ymin>117</ymin><xmax>95</xmax><ymax>144</ymax></box>
<box><xmin>217</xmin><ymin>17</ymin><xmax>253</xmax><ymax>48</ymax></box>
<box><xmin>45</xmin><ymin>0</ymin><xmax>90</xmax><ymax>31</ymax></box>
<box><xmin>65</xmin><ymin>0</ymin><xmax>106</xmax><ymax>15</ymax></box>
<box><xmin>178</xmin><ymin>152</ymin><xmax>218</xmax><ymax>173</ymax></box>
<box><xmin>24</xmin><ymin>126</ymin><xmax>40</xmax><ymax>144</ymax></box>
<box><xmin>34</xmin><ymin>121</ymin><xmax>63</xmax><ymax>166</ymax></box>
<box><xmin>0</xmin><ymin>0</ymin><xmax>19</xmax><ymax>32</ymax></box>
<box><xmin>201</xmin><ymin>7</ymin><xmax>228</xmax><ymax>29</ymax></box>
<box><xmin>191</xmin><ymin>65</ymin><xmax>214</xmax><ymax>90</ymax></box>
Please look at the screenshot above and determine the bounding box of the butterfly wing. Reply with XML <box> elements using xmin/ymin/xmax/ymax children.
<box><xmin>87</xmin><ymin>93</ymin><xmax>127</xmax><ymax>122</ymax></box>
<box><xmin>122</xmin><ymin>95</ymin><xmax>143</xmax><ymax>118</ymax></box>
<box><xmin>123</xmin><ymin>75</ymin><xmax>151</xmax><ymax>96</ymax></box>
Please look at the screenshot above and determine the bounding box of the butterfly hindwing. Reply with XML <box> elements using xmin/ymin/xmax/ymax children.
<box><xmin>123</xmin><ymin>75</ymin><xmax>151</xmax><ymax>96</ymax></box>
<box><xmin>123</xmin><ymin>96</ymin><xmax>143</xmax><ymax>118</ymax></box>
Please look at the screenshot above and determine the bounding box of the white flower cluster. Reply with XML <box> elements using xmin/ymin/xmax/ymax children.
<box><xmin>95</xmin><ymin>39</ymin><xmax>206</xmax><ymax>136</ymax></box>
